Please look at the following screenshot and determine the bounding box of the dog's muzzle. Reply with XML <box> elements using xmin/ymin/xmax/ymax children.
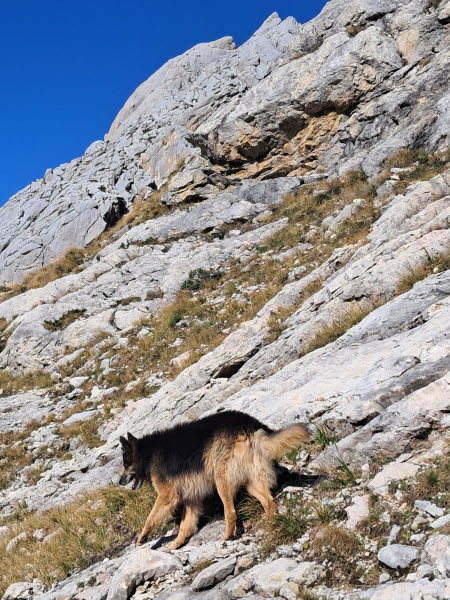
<box><xmin>119</xmin><ymin>471</ymin><xmax>142</xmax><ymax>490</ymax></box>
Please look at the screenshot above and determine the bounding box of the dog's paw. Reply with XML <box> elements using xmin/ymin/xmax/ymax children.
<box><xmin>166</xmin><ymin>541</ymin><xmax>179</xmax><ymax>551</ymax></box>
<box><xmin>136</xmin><ymin>535</ymin><xmax>147</xmax><ymax>546</ymax></box>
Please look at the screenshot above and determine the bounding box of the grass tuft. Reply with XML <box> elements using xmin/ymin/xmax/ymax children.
<box><xmin>181</xmin><ymin>268</ymin><xmax>224</xmax><ymax>291</ymax></box>
<box><xmin>396</xmin><ymin>249</ymin><xmax>450</xmax><ymax>295</ymax></box>
<box><xmin>43</xmin><ymin>309</ymin><xmax>87</xmax><ymax>331</ymax></box>
<box><xmin>304</xmin><ymin>301</ymin><xmax>378</xmax><ymax>355</ymax></box>
<box><xmin>0</xmin><ymin>370</ymin><xmax>53</xmax><ymax>396</ymax></box>
<box><xmin>312</xmin><ymin>524</ymin><xmax>362</xmax><ymax>586</ymax></box>
<box><xmin>314</xmin><ymin>422</ymin><xmax>338</xmax><ymax>450</ymax></box>
<box><xmin>0</xmin><ymin>485</ymin><xmax>159</xmax><ymax>595</ymax></box>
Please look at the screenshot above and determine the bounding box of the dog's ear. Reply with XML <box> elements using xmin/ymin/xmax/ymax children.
<box><xmin>127</xmin><ymin>432</ymin><xmax>137</xmax><ymax>444</ymax></box>
<box><xmin>119</xmin><ymin>435</ymin><xmax>131</xmax><ymax>451</ymax></box>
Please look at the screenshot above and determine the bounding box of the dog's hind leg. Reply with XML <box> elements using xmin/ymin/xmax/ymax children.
<box><xmin>246</xmin><ymin>479</ymin><xmax>277</xmax><ymax>517</ymax></box>
<box><xmin>137</xmin><ymin>488</ymin><xmax>178</xmax><ymax>545</ymax></box>
<box><xmin>215</xmin><ymin>475</ymin><xmax>237</xmax><ymax>540</ymax></box>
<box><xmin>167</xmin><ymin>502</ymin><xmax>201</xmax><ymax>551</ymax></box>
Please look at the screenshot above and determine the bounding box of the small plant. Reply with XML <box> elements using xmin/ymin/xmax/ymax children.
<box><xmin>285</xmin><ymin>447</ymin><xmax>301</xmax><ymax>465</ymax></box>
<box><xmin>181</xmin><ymin>268</ymin><xmax>224</xmax><ymax>291</ymax></box>
<box><xmin>146</xmin><ymin>288</ymin><xmax>163</xmax><ymax>300</ymax></box>
<box><xmin>313</xmin><ymin>524</ymin><xmax>363</xmax><ymax>586</ymax></box>
<box><xmin>396</xmin><ymin>249</ymin><xmax>450</xmax><ymax>295</ymax></box>
<box><xmin>136</xmin><ymin>236</ymin><xmax>158</xmax><ymax>247</ymax></box>
<box><xmin>358</xmin><ymin>493</ymin><xmax>390</xmax><ymax>538</ymax></box>
<box><xmin>57</xmin><ymin>415</ymin><xmax>103</xmax><ymax>449</ymax></box>
<box><xmin>168</xmin><ymin>311</ymin><xmax>183</xmax><ymax>328</ymax></box>
<box><xmin>44</xmin><ymin>309</ymin><xmax>87</xmax><ymax>331</ymax></box>
<box><xmin>238</xmin><ymin>494</ymin><xmax>264</xmax><ymax>522</ymax></box>
<box><xmin>270</xmin><ymin>500</ymin><xmax>309</xmax><ymax>543</ymax></box>
<box><xmin>314</xmin><ymin>422</ymin><xmax>338</xmax><ymax>450</ymax></box>
<box><xmin>297</xmin><ymin>588</ymin><xmax>323</xmax><ymax>600</ymax></box>
<box><xmin>25</xmin><ymin>464</ymin><xmax>46</xmax><ymax>486</ymax></box>
<box><xmin>335</xmin><ymin>455</ymin><xmax>358</xmax><ymax>487</ymax></box>
<box><xmin>305</xmin><ymin>39</ymin><xmax>323</xmax><ymax>54</ymax></box>
<box><xmin>313</xmin><ymin>502</ymin><xmax>340</xmax><ymax>525</ymax></box>
<box><xmin>322</xmin><ymin>450</ymin><xmax>359</xmax><ymax>491</ymax></box>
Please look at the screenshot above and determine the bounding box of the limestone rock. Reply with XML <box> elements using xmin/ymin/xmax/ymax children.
<box><xmin>345</xmin><ymin>494</ymin><xmax>370</xmax><ymax>529</ymax></box>
<box><xmin>226</xmin><ymin>559</ymin><xmax>324</xmax><ymax>598</ymax></box>
<box><xmin>1</xmin><ymin>582</ymin><xmax>45</xmax><ymax>600</ymax></box>
<box><xmin>377</xmin><ymin>544</ymin><xmax>419</xmax><ymax>569</ymax></box>
<box><xmin>368</xmin><ymin>462</ymin><xmax>420</xmax><ymax>494</ymax></box>
<box><xmin>191</xmin><ymin>556</ymin><xmax>237</xmax><ymax>591</ymax></box>
<box><xmin>106</xmin><ymin>548</ymin><xmax>182</xmax><ymax>600</ymax></box>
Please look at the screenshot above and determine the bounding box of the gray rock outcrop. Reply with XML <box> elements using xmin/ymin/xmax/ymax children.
<box><xmin>3</xmin><ymin>0</ymin><xmax>450</xmax><ymax>283</ymax></box>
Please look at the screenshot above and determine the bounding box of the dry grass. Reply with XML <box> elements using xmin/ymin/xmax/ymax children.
<box><xmin>303</xmin><ymin>301</ymin><xmax>380</xmax><ymax>355</ymax></box>
<box><xmin>260</xmin><ymin>170</ymin><xmax>377</xmax><ymax>255</ymax></box>
<box><xmin>25</xmin><ymin>464</ymin><xmax>46</xmax><ymax>486</ymax></box>
<box><xmin>358</xmin><ymin>493</ymin><xmax>390</xmax><ymax>540</ymax></box>
<box><xmin>400</xmin><ymin>452</ymin><xmax>450</xmax><ymax>509</ymax></box>
<box><xmin>56</xmin><ymin>414</ymin><xmax>103</xmax><ymax>450</ymax></box>
<box><xmin>0</xmin><ymin>419</ymin><xmax>54</xmax><ymax>490</ymax></box>
<box><xmin>0</xmin><ymin>484</ymin><xmax>160</xmax><ymax>595</ymax></box>
<box><xmin>24</xmin><ymin>249</ymin><xmax>86</xmax><ymax>290</ymax></box>
<box><xmin>0</xmin><ymin>249</ymin><xmax>87</xmax><ymax>303</ymax></box>
<box><xmin>396</xmin><ymin>249</ymin><xmax>450</xmax><ymax>295</ymax></box>
<box><xmin>311</xmin><ymin>524</ymin><xmax>362</xmax><ymax>586</ymax></box>
<box><xmin>43</xmin><ymin>309</ymin><xmax>87</xmax><ymax>331</ymax></box>
<box><xmin>93</xmin><ymin>170</ymin><xmax>383</xmax><ymax>405</ymax></box>
<box><xmin>266</xmin><ymin>279</ymin><xmax>324</xmax><ymax>345</ymax></box>
<box><xmin>257</xmin><ymin>500</ymin><xmax>310</xmax><ymax>557</ymax></box>
<box><xmin>100</xmin><ymin>258</ymin><xmax>293</xmax><ymax>406</ymax></box>
<box><xmin>0</xmin><ymin>318</ymin><xmax>10</xmax><ymax>353</ymax></box>
<box><xmin>379</xmin><ymin>148</ymin><xmax>450</xmax><ymax>197</ymax></box>
<box><xmin>346</xmin><ymin>24</ymin><xmax>367</xmax><ymax>37</ymax></box>
<box><xmin>0</xmin><ymin>370</ymin><xmax>53</xmax><ymax>396</ymax></box>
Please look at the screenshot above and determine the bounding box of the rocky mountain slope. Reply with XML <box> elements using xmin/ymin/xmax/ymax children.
<box><xmin>2</xmin><ymin>0</ymin><xmax>450</xmax><ymax>599</ymax></box>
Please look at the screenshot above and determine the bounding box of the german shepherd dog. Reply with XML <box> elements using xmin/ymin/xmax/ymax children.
<box><xmin>119</xmin><ymin>410</ymin><xmax>309</xmax><ymax>550</ymax></box>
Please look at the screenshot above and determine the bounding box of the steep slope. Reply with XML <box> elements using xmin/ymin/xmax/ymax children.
<box><xmin>2</xmin><ymin>1</ymin><xmax>450</xmax><ymax>599</ymax></box>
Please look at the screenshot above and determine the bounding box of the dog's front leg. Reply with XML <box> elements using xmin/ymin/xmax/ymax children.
<box><xmin>166</xmin><ymin>503</ymin><xmax>201</xmax><ymax>551</ymax></box>
<box><xmin>137</xmin><ymin>491</ymin><xmax>178</xmax><ymax>545</ymax></box>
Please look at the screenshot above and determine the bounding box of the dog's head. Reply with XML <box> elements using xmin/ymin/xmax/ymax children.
<box><xmin>119</xmin><ymin>432</ymin><xmax>142</xmax><ymax>491</ymax></box>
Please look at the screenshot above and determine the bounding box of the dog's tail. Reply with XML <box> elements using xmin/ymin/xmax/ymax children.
<box><xmin>256</xmin><ymin>423</ymin><xmax>310</xmax><ymax>459</ymax></box>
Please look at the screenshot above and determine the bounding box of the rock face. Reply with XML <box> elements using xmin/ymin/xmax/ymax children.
<box><xmin>2</xmin><ymin>0</ymin><xmax>450</xmax><ymax>284</ymax></box>
<box><xmin>4</xmin><ymin>2</ymin><xmax>450</xmax><ymax>600</ymax></box>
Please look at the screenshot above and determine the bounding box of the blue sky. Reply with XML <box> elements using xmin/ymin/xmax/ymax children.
<box><xmin>0</xmin><ymin>1</ymin><xmax>327</xmax><ymax>207</ymax></box>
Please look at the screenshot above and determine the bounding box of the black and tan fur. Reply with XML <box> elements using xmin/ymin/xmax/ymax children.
<box><xmin>119</xmin><ymin>410</ymin><xmax>309</xmax><ymax>550</ymax></box>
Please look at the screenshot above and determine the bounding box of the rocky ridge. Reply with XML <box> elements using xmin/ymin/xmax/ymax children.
<box><xmin>2</xmin><ymin>0</ymin><xmax>450</xmax><ymax>599</ymax></box>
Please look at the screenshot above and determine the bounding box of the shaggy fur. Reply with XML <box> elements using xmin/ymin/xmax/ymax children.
<box><xmin>119</xmin><ymin>410</ymin><xmax>310</xmax><ymax>550</ymax></box>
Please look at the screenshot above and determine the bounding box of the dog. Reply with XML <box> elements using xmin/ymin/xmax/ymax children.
<box><xmin>119</xmin><ymin>410</ymin><xmax>309</xmax><ymax>550</ymax></box>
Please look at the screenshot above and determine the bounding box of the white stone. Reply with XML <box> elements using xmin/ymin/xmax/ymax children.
<box><xmin>345</xmin><ymin>494</ymin><xmax>369</xmax><ymax>530</ymax></box>
<box><xmin>368</xmin><ymin>462</ymin><xmax>420</xmax><ymax>493</ymax></box>
<box><xmin>377</xmin><ymin>544</ymin><xmax>419</xmax><ymax>569</ymax></box>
